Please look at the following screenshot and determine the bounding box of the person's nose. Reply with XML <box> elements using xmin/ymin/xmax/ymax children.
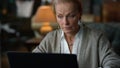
<box><xmin>63</xmin><ymin>17</ymin><xmax>69</xmax><ymax>25</ymax></box>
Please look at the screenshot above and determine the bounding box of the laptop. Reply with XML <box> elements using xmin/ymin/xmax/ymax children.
<box><xmin>7</xmin><ymin>52</ymin><xmax>78</xmax><ymax>68</ymax></box>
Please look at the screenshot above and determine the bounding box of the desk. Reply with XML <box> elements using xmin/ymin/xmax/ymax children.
<box><xmin>25</xmin><ymin>37</ymin><xmax>43</xmax><ymax>51</ymax></box>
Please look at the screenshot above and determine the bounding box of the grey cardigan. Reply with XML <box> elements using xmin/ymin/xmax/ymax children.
<box><xmin>32</xmin><ymin>25</ymin><xmax>120</xmax><ymax>68</ymax></box>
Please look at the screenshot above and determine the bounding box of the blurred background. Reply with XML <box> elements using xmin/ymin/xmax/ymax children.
<box><xmin>0</xmin><ymin>0</ymin><xmax>120</xmax><ymax>68</ymax></box>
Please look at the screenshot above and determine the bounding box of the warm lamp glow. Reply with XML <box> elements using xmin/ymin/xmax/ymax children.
<box><xmin>32</xmin><ymin>5</ymin><xmax>58</xmax><ymax>36</ymax></box>
<box><xmin>34</xmin><ymin>5</ymin><xmax>56</xmax><ymax>23</ymax></box>
<box><xmin>40</xmin><ymin>22</ymin><xmax>53</xmax><ymax>34</ymax></box>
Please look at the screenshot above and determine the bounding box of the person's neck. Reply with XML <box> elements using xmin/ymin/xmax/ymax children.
<box><xmin>65</xmin><ymin>26</ymin><xmax>80</xmax><ymax>43</ymax></box>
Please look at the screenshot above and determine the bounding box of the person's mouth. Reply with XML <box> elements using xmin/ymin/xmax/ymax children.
<box><xmin>64</xmin><ymin>26</ymin><xmax>72</xmax><ymax>30</ymax></box>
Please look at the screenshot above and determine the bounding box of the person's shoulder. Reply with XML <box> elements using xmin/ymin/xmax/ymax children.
<box><xmin>41</xmin><ymin>29</ymin><xmax>61</xmax><ymax>42</ymax></box>
<box><xmin>45</xmin><ymin>29</ymin><xmax>62</xmax><ymax>38</ymax></box>
<box><xmin>83</xmin><ymin>24</ymin><xmax>104</xmax><ymax>37</ymax></box>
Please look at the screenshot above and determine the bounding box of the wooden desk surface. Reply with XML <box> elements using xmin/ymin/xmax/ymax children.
<box><xmin>26</xmin><ymin>38</ymin><xmax>42</xmax><ymax>45</ymax></box>
<box><xmin>25</xmin><ymin>37</ymin><xmax>44</xmax><ymax>51</ymax></box>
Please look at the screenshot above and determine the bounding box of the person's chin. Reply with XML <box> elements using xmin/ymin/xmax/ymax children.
<box><xmin>64</xmin><ymin>30</ymin><xmax>73</xmax><ymax>34</ymax></box>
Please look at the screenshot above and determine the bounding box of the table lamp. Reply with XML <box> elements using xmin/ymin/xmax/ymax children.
<box><xmin>32</xmin><ymin>2</ymin><xmax>58</xmax><ymax>37</ymax></box>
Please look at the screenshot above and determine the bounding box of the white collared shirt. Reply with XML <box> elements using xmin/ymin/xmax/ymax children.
<box><xmin>60</xmin><ymin>23</ymin><xmax>83</xmax><ymax>55</ymax></box>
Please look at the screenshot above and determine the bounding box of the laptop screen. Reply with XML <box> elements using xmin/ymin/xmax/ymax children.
<box><xmin>7</xmin><ymin>52</ymin><xmax>78</xmax><ymax>68</ymax></box>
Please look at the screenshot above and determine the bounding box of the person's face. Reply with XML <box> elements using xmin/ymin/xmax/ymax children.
<box><xmin>55</xmin><ymin>2</ymin><xmax>81</xmax><ymax>34</ymax></box>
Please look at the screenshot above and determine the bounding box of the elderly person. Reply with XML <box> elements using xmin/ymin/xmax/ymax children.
<box><xmin>32</xmin><ymin>0</ymin><xmax>120</xmax><ymax>68</ymax></box>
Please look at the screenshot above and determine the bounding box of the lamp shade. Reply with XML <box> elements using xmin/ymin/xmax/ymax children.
<box><xmin>34</xmin><ymin>5</ymin><xmax>56</xmax><ymax>23</ymax></box>
<box><xmin>31</xmin><ymin>5</ymin><xmax>58</xmax><ymax>37</ymax></box>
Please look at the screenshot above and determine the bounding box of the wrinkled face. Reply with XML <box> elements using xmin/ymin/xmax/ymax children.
<box><xmin>55</xmin><ymin>2</ymin><xmax>81</xmax><ymax>34</ymax></box>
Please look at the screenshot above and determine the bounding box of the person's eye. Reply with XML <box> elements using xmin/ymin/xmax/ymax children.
<box><xmin>57</xmin><ymin>15</ymin><xmax>63</xmax><ymax>19</ymax></box>
<box><xmin>69</xmin><ymin>14</ymin><xmax>76</xmax><ymax>18</ymax></box>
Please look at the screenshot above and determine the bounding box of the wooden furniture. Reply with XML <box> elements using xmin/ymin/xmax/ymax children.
<box><xmin>25</xmin><ymin>37</ymin><xmax>44</xmax><ymax>51</ymax></box>
<box><xmin>102</xmin><ymin>2</ymin><xmax>120</xmax><ymax>22</ymax></box>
